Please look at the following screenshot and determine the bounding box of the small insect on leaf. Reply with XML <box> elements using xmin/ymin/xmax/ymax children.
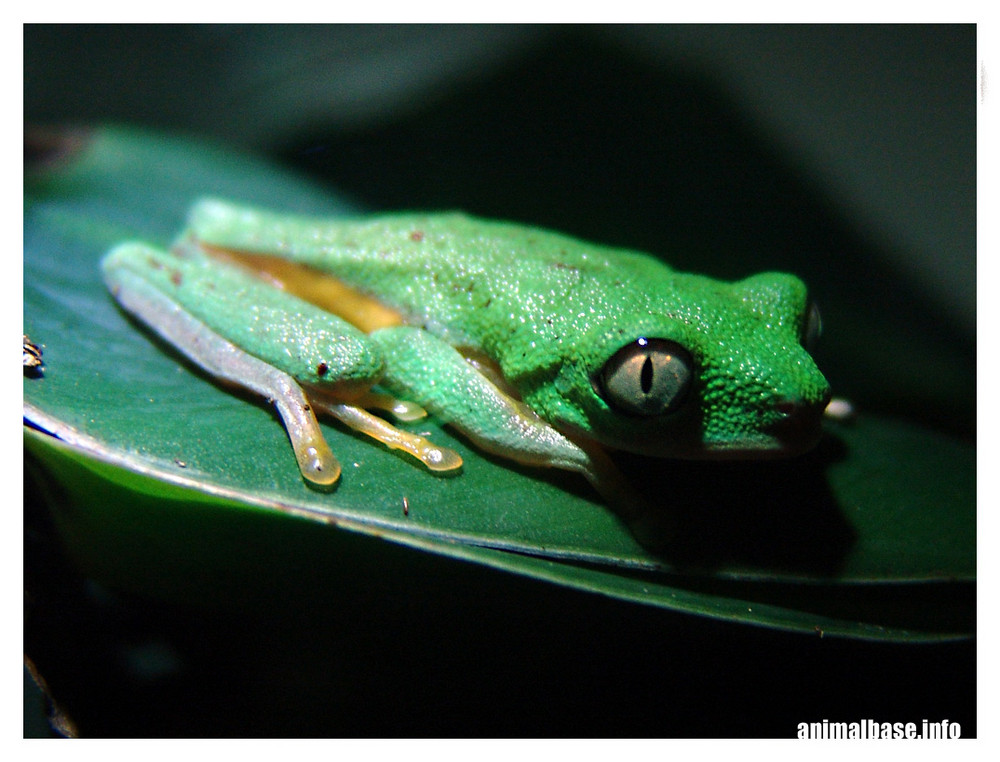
<box><xmin>23</xmin><ymin>334</ymin><xmax>44</xmax><ymax>377</ymax></box>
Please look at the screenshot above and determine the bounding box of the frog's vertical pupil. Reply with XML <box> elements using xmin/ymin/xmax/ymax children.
<box><xmin>640</xmin><ymin>355</ymin><xmax>654</xmax><ymax>394</ymax></box>
<box><xmin>599</xmin><ymin>338</ymin><xmax>692</xmax><ymax>417</ymax></box>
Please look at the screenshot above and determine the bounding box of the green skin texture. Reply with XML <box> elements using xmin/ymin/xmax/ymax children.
<box><xmin>102</xmin><ymin>198</ymin><xmax>830</xmax><ymax>487</ymax></box>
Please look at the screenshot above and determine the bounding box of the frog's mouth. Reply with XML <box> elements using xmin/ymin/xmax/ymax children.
<box><xmin>567</xmin><ymin>391</ymin><xmax>830</xmax><ymax>461</ymax></box>
<box><xmin>738</xmin><ymin>403</ymin><xmax>832</xmax><ymax>458</ymax></box>
<box><xmin>690</xmin><ymin>393</ymin><xmax>831</xmax><ymax>459</ymax></box>
<box><xmin>691</xmin><ymin>432</ymin><xmax>823</xmax><ymax>460</ymax></box>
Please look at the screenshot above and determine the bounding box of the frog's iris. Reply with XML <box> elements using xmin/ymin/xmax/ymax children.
<box><xmin>599</xmin><ymin>338</ymin><xmax>692</xmax><ymax>416</ymax></box>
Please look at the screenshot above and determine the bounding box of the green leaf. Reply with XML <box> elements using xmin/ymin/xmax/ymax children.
<box><xmin>24</xmin><ymin>125</ymin><xmax>974</xmax><ymax>640</ymax></box>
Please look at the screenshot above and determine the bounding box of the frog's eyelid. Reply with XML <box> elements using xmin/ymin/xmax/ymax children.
<box><xmin>104</xmin><ymin>259</ymin><xmax>340</xmax><ymax>488</ymax></box>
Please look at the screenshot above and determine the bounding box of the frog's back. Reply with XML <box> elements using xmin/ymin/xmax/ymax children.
<box><xmin>188</xmin><ymin>200</ymin><xmax>673</xmax><ymax>348</ymax></box>
<box><xmin>191</xmin><ymin>199</ymin><xmax>665</xmax><ymax>275</ymax></box>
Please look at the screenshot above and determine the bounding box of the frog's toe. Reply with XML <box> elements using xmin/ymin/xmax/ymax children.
<box><xmin>355</xmin><ymin>390</ymin><xmax>428</xmax><ymax>422</ymax></box>
<box><xmin>317</xmin><ymin>400</ymin><xmax>462</xmax><ymax>474</ymax></box>
<box><xmin>291</xmin><ymin>432</ymin><xmax>341</xmax><ymax>490</ymax></box>
<box><xmin>411</xmin><ymin>439</ymin><xmax>463</xmax><ymax>472</ymax></box>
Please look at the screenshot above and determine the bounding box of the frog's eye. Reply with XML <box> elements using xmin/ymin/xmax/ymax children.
<box><xmin>802</xmin><ymin>301</ymin><xmax>822</xmax><ymax>352</ymax></box>
<box><xmin>599</xmin><ymin>338</ymin><xmax>693</xmax><ymax>416</ymax></box>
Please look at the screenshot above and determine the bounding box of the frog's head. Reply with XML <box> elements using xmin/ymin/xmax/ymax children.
<box><xmin>550</xmin><ymin>271</ymin><xmax>831</xmax><ymax>459</ymax></box>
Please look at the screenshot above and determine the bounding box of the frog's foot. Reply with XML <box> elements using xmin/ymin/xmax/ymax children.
<box><xmin>272</xmin><ymin>382</ymin><xmax>341</xmax><ymax>489</ymax></box>
<box><xmin>308</xmin><ymin>394</ymin><xmax>462</xmax><ymax>473</ymax></box>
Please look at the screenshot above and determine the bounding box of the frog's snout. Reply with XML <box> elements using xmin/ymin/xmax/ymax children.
<box><xmin>766</xmin><ymin>388</ymin><xmax>832</xmax><ymax>452</ymax></box>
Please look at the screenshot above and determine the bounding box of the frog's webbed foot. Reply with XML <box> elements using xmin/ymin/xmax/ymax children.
<box><xmin>305</xmin><ymin>388</ymin><xmax>463</xmax><ymax>474</ymax></box>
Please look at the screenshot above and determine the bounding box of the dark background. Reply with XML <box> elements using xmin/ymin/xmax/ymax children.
<box><xmin>24</xmin><ymin>25</ymin><xmax>976</xmax><ymax>737</ymax></box>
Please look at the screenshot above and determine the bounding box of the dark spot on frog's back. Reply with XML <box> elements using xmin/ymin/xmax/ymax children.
<box><xmin>409</xmin><ymin>230</ymin><xmax>424</xmax><ymax>243</ymax></box>
<box><xmin>316</xmin><ymin>361</ymin><xmax>329</xmax><ymax>377</ymax></box>
<box><xmin>551</xmin><ymin>261</ymin><xmax>580</xmax><ymax>273</ymax></box>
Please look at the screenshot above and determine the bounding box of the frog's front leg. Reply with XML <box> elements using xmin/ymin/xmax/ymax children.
<box><xmin>369</xmin><ymin>327</ymin><xmax>645</xmax><ymax>515</ymax></box>
<box><xmin>101</xmin><ymin>243</ymin><xmax>460</xmax><ymax>489</ymax></box>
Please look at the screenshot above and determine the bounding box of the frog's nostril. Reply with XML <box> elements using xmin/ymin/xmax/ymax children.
<box><xmin>767</xmin><ymin>391</ymin><xmax>831</xmax><ymax>453</ymax></box>
<box><xmin>775</xmin><ymin>385</ymin><xmax>833</xmax><ymax>418</ymax></box>
<box><xmin>775</xmin><ymin>399</ymin><xmax>799</xmax><ymax>417</ymax></box>
<box><xmin>774</xmin><ymin>394</ymin><xmax>829</xmax><ymax>422</ymax></box>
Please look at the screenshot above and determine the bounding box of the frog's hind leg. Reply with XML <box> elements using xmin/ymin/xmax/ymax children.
<box><xmin>102</xmin><ymin>243</ymin><xmax>341</xmax><ymax>488</ymax></box>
